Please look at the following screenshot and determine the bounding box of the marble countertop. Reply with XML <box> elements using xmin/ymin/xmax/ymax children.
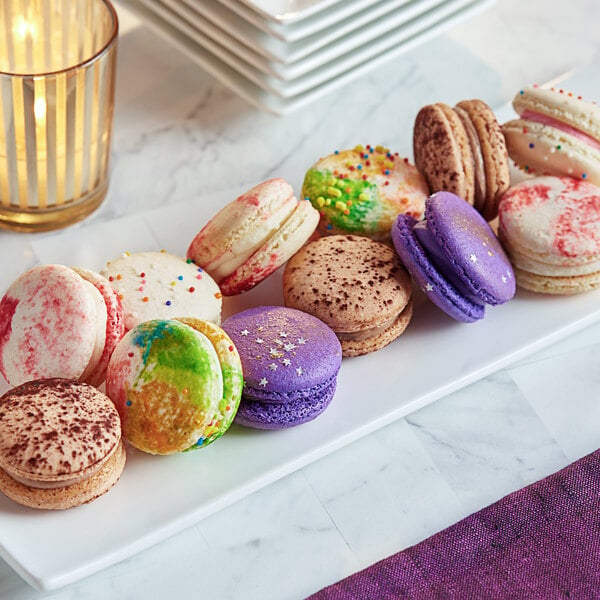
<box><xmin>1</xmin><ymin>0</ymin><xmax>600</xmax><ymax>598</ymax></box>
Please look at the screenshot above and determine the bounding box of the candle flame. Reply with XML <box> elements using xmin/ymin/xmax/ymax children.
<box><xmin>14</xmin><ymin>16</ymin><xmax>36</xmax><ymax>39</ymax></box>
<box><xmin>34</xmin><ymin>97</ymin><xmax>46</xmax><ymax>120</ymax></box>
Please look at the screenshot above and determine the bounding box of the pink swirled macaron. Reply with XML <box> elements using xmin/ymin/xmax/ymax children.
<box><xmin>0</xmin><ymin>264</ymin><xmax>124</xmax><ymax>387</ymax></box>
<box><xmin>187</xmin><ymin>178</ymin><xmax>319</xmax><ymax>296</ymax></box>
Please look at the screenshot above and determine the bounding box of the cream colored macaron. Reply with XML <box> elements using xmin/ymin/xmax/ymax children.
<box><xmin>502</xmin><ymin>86</ymin><xmax>600</xmax><ymax>185</ymax></box>
<box><xmin>101</xmin><ymin>251</ymin><xmax>222</xmax><ymax>331</ymax></box>
<box><xmin>187</xmin><ymin>178</ymin><xmax>319</xmax><ymax>296</ymax></box>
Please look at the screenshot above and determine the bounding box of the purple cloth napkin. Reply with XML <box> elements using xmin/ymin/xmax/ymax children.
<box><xmin>309</xmin><ymin>450</ymin><xmax>600</xmax><ymax>599</ymax></box>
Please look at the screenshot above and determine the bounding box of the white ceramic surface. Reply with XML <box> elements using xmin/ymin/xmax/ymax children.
<box><xmin>1</xmin><ymin>1</ymin><xmax>599</xmax><ymax>598</ymax></box>
<box><xmin>202</xmin><ymin>0</ymin><xmax>414</xmax><ymax>61</ymax></box>
<box><xmin>123</xmin><ymin>0</ymin><xmax>492</xmax><ymax>110</ymax></box>
<box><xmin>217</xmin><ymin>0</ymin><xmax>383</xmax><ymax>43</ymax></box>
<box><xmin>172</xmin><ymin>0</ymin><xmax>446</xmax><ymax>72</ymax></box>
<box><xmin>238</xmin><ymin>0</ymin><xmax>345</xmax><ymax>24</ymax></box>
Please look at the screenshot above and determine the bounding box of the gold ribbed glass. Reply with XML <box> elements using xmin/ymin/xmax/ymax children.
<box><xmin>0</xmin><ymin>0</ymin><xmax>118</xmax><ymax>231</ymax></box>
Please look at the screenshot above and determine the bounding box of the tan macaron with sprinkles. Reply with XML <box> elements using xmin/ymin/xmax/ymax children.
<box><xmin>101</xmin><ymin>251</ymin><xmax>222</xmax><ymax>331</ymax></box>
<box><xmin>0</xmin><ymin>378</ymin><xmax>126</xmax><ymax>510</ymax></box>
<box><xmin>301</xmin><ymin>144</ymin><xmax>428</xmax><ymax>241</ymax></box>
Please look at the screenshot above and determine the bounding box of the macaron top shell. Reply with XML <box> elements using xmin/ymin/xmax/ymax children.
<box><xmin>498</xmin><ymin>176</ymin><xmax>600</xmax><ymax>260</ymax></box>
<box><xmin>0</xmin><ymin>265</ymin><xmax>106</xmax><ymax>386</ymax></box>
<box><xmin>302</xmin><ymin>145</ymin><xmax>428</xmax><ymax>240</ymax></box>
<box><xmin>101</xmin><ymin>251</ymin><xmax>222</xmax><ymax>331</ymax></box>
<box><xmin>425</xmin><ymin>192</ymin><xmax>516</xmax><ymax>304</ymax></box>
<box><xmin>0</xmin><ymin>379</ymin><xmax>121</xmax><ymax>487</ymax></box>
<box><xmin>413</xmin><ymin>103</ymin><xmax>475</xmax><ymax>205</ymax></box>
<box><xmin>106</xmin><ymin>319</ymin><xmax>223</xmax><ymax>455</ymax></box>
<box><xmin>513</xmin><ymin>86</ymin><xmax>600</xmax><ymax>141</ymax></box>
<box><xmin>222</xmin><ymin>306</ymin><xmax>342</xmax><ymax>400</ymax></box>
<box><xmin>283</xmin><ymin>235</ymin><xmax>412</xmax><ymax>332</ymax></box>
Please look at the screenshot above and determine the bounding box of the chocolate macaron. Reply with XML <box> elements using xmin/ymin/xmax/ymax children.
<box><xmin>413</xmin><ymin>99</ymin><xmax>510</xmax><ymax>220</ymax></box>
<box><xmin>0</xmin><ymin>379</ymin><xmax>126</xmax><ymax>510</ymax></box>
<box><xmin>222</xmin><ymin>306</ymin><xmax>342</xmax><ymax>429</ymax></box>
<box><xmin>282</xmin><ymin>235</ymin><xmax>413</xmax><ymax>357</ymax></box>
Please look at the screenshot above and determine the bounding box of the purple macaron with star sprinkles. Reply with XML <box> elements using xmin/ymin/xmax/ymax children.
<box><xmin>391</xmin><ymin>191</ymin><xmax>515</xmax><ymax>322</ymax></box>
<box><xmin>221</xmin><ymin>306</ymin><xmax>342</xmax><ymax>429</ymax></box>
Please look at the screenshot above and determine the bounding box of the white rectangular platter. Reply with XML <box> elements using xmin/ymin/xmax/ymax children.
<box><xmin>1</xmin><ymin>63</ymin><xmax>600</xmax><ymax>591</ymax></box>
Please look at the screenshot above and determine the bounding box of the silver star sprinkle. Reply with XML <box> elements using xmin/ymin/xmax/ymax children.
<box><xmin>502</xmin><ymin>275</ymin><xmax>507</xmax><ymax>283</ymax></box>
<box><xmin>297</xmin><ymin>337</ymin><xmax>307</xmax><ymax>345</ymax></box>
<box><xmin>269</xmin><ymin>348</ymin><xmax>282</xmax><ymax>357</ymax></box>
<box><xmin>240</xmin><ymin>329</ymin><xmax>249</xmax><ymax>336</ymax></box>
<box><xmin>470</xmin><ymin>254</ymin><xmax>478</xmax><ymax>263</ymax></box>
<box><xmin>282</xmin><ymin>358</ymin><xmax>291</xmax><ymax>366</ymax></box>
<box><xmin>296</xmin><ymin>366</ymin><xmax>303</xmax><ymax>376</ymax></box>
<box><xmin>268</xmin><ymin>363</ymin><xmax>278</xmax><ymax>371</ymax></box>
<box><xmin>279</xmin><ymin>331</ymin><xmax>288</xmax><ymax>338</ymax></box>
<box><xmin>425</xmin><ymin>283</ymin><xmax>434</xmax><ymax>292</ymax></box>
<box><xmin>284</xmin><ymin>343</ymin><xmax>296</xmax><ymax>352</ymax></box>
<box><xmin>255</xmin><ymin>337</ymin><xmax>264</xmax><ymax>344</ymax></box>
<box><xmin>259</xmin><ymin>378</ymin><xmax>268</xmax><ymax>387</ymax></box>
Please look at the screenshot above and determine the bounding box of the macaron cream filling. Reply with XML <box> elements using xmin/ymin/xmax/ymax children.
<box><xmin>2</xmin><ymin>440</ymin><xmax>120</xmax><ymax>490</ymax></box>
<box><xmin>520</xmin><ymin>109</ymin><xmax>600</xmax><ymax>152</ymax></box>
<box><xmin>335</xmin><ymin>312</ymin><xmax>406</xmax><ymax>342</ymax></box>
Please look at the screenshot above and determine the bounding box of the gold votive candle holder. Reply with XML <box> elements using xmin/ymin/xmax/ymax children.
<box><xmin>0</xmin><ymin>0</ymin><xmax>118</xmax><ymax>232</ymax></box>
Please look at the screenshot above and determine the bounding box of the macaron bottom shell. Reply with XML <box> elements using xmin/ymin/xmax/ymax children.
<box><xmin>235</xmin><ymin>379</ymin><xmax>337</xmax><ymax>430</ymax></box>
<box><xmin>512</xmin><ymin>266</ymin><xmax>600</xmax><ymax>295</ymax></box>
<box><xmin>0</xmin><ymin>440</ymin><xmax>126</xmax><ymax>510</ymax></box>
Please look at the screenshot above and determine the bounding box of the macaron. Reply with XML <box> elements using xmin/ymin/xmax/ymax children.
<box><xmin>0</xmin><ymin>264</ymin><xmax>124</xmax><ymax>387</ymax></box>
<box><xmin>221</xmin><ymin>306</ymin><xmax>342</xmax><ymax>430</ymax></box>
<box><xmin>497</xmin><ymin>176</ymin><xmax>600</xmax><ymax>294</ymax></box>
<box><xmin>105</xmin><ymin>318</ymin><xmax>242</xmax><ymax>454</ymax></box>
<box><xmin>502</xmin><ymin>86</ymin><xmax>600</xmax><ymax>185</ymax></box>
<box><xmin>391</xmin><ymin>191</ymin><xmax>516</xmax><ymax>323</ymax></box>
<box><xmin>101</xmin><ymin>251</ymin><xmax>222</xmax><ymax>331</ymax></box>
<box><xmin>413</xmin><ymin>99</ymin><xmax>510</xmax><ymax>220</ymax></box>
<box><xmin>301</xmin><ymin>144</ymin><xmax>428</xmax><ymax>241</ymax></box>
<box><xmin>0</xmin><ymin>378</ymin><xmax>126</xmax><ymax>510</ymax></box>
<box><xmin>187</xmin><ymin>178</ymin><xmax>319</xmax><ymax>296</ymax></box>
<box><xmin>283</xmin><ymin>235</ymin><xmax>413</xmax><ymax>356</ymax></box>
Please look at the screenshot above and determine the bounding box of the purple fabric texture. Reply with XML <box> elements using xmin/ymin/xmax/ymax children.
<box><xmin>309</xmin><ymin>450</ymin><xmax>600</xmax><ymax>599</ymax></box>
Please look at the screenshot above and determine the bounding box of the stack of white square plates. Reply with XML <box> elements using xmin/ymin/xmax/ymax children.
<box><xmin>119</xmin><ymin>0</ymin><xmax>494</xmax><ymax>115</ymax></box>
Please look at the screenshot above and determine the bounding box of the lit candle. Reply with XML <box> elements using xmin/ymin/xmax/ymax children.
<box><xmin>0</xmin><ymin>0</ymin><xmax>118</xmax><ymax>232</ymax></box>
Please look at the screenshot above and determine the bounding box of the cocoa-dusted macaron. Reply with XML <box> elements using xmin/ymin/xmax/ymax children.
<box><xmin>413</xmin><ymin>99</ymin><xmax>509</xmax><ymax>220</ymax></box>
<box><xmin>0</xmin><ymin>379</ymin><xmax>126</xmax><ymax>510</ymax></box>
<box><xmin>283</xmin><ymin>235</ymin><xmax>413</xmax><ymax>357</ymax></box>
